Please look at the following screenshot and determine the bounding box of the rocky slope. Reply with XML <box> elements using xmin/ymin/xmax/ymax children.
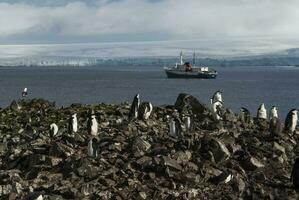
<box><xmin>0</xmin><ymin>94</ymin><xmax>298</xmax><ymax>199</ymax></box>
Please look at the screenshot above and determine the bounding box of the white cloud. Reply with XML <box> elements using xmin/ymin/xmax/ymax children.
<box><xmin>0</xmin><ymin>0</ymin><xmax>299</xmax><ymax>41</ymax></box>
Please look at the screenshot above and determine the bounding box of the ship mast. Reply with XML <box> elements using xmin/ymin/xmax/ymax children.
<box><xmin>180</xmin><ymin>51</ymin><xmax>183</xmax><ymax>65</ymax></box>
<box><xmin>193</xmin><ymin>49</ymin><xmax>196</xmax><ymax>66</ymax></box>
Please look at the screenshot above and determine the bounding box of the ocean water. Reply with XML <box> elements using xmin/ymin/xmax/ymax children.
<box><xmin>0</xmin><ymin>65</ymin><xmax>298</xmax><ymax>118</ymax></box>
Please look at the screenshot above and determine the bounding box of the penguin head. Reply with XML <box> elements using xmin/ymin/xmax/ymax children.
<box><xmin>240</xmin><ymin>107</ymin><xmax>249</xmax><ymax>114</ymax></box>
<box><xmin>91</xmin><ymin>137</ymin><xmax>98</xmax><ymax>143</ymax></box>
<box><xmin>291</xmin><ymin>109</ymin><xmax>298</xmax><ymax>116</ymax></box>
<box><xmin>135</xmin><ymin>94</ymin><xmax>140</xmax><ymax>99</ymax></box>
<box><xmin>71</xmin><ymin>113</ymin><xmax>77</xmax><ymax>119</ymax></box>
<box><xmin>271</xmin><ymin>106</ymin><xmax>278</xmax><ymax>116</ymax></box>
<box><xmin>259</xmin><ymin>103</ymin><xmax>266</xmax><ymax>110</ymax></box>
<box><xmin>88</xmin><ymin>108</ymin><xmax>95</xmax><ymax>115</ymax></box>
<box><xmin>24</xmin><ymin>88</ymin><xmax>28</xmax><ymax>92</ymax></box>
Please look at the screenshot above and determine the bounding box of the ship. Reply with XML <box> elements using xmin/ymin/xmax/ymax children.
<box><xmin>164</xmin><ymin>51</ymin><xmax>217</xmax><ymax>79</ymax></box>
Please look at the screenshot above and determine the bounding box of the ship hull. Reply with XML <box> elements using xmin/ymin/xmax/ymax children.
<box><xmin>165</xmin><ymin>70</ymin><xmax>217</xmax><ymax>79</ymax></box>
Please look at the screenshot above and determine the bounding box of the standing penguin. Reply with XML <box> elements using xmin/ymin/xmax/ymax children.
<box><xmin>285</xmin><ymin>109</ymin><xmax>298</xmax><ymax>133</ymax></box>
<box><xmin>68</xmin><ymin>113</ymin><xmax>78</xmax><ymax>133</ymax></box>
<box><xmin>271</xmin><ymin>106</ymin><xmax>278</xmax><ymax>119</ymax></box>
<box><xmin>257</xmin><ymin>103</ymin><xmax>267</xmax><ymax>120</ymax></box>
<box><xmin>88</xmin><ymin>138</ymin><xmax>98</xmax><ymax>157</ymax></box>
<box><xmin>269</xmin><ymin>114</ymin><xmax>282</xmax><ymax>139</ymax></box>
<box><xmin>22</xmin><ymin>88</ymin><xmax>28</xmax><ymax>98</ymax></box>
<box><xmin>128</xmin><ymin>94</ymin><xmax>140</xmax><ymax>120</ymax></box>
<box><xmin>211</xmin><ymin>91</ymin><xmax>222</xmax><ymax>104</ymax></box>
<box><xmin>240</xmin><ymin>107</ymin><xmax>251</xmax><ymax>124</ymax></box>
<box><xmin>212</xmin><ymin>100</ymin><xmax>223</xmax><ymax>120</ymax></box>
<box><xmin>87</xmin><ymin>111</ymin><xmax>98</xmax><ymax>136</ymax></box>
<box><xmin>49</xmin><ymin>123</ymin><xmax>59</xmax><ymax>137</ymax></box>
<box><xmin>138</xmin><ymin>102</ymin><xmax>153</xmax><ymax>120</ymax></box>
<box><xmin>169</xmin><ymin>117</ymin><xmax>182</xmax><ymax>137</ymax></box>
<box><xmin>291</xmin><ymin>158</ymin><xmax>299</xmax><ymax>191</ymax></box>
<box><xmin>184</xmin><ymin>116</ymin><xmax>191</xmax><ymax>131</ymax></box>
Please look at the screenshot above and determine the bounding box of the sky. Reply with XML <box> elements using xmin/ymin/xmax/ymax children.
<box><xmin>1</xmin><ymin>0</ymin><xmax>299</xmax><ymax>45</ymax></box>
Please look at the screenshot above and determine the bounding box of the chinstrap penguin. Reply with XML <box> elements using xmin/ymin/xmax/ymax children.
<box><xmin>138</xmin><ymin>102</ymin><xmax>153</xmax><ymax>120</ymax></box>
<box><xmin>88</xmin><ymin>137</ymin><xmax>99</xmax><ymax>157</ymax></box>
<box><xmin>87</xmin><ymin>110</ymin><xmax>98</xmax><ymax>136</ymax></box>
<box><xmin>271</xmin><ymin>106</ymin><xmax>278</xmax><ymax>119</ymax></box>
<box><xmin>285</xmin><ymin>109</ymin><xmax>298</xmax><ymax>133</ymax></box>
<box><xmin>240</xmin><ymin>107</ymin><xmax>251</xmax><ymax>124</ymax></box>
<box><xmin>257</xmin><ymin>103</ymin><xmax>267</xmax><ymax>120</ymax></box>
<box><xmin>128</xmin><ymin>94</ymin><xmax>140</xmax><ymax>120</ymax></box>
<box><xmin>68</xmin><ymin>113</ymin><xmax>78</xmax><ymax>133</ymax></box>
<box><xmin>169</xmin><ymin>117</ymin><xmax>182</xmax><ymax>137</ymax></box>
<box><xmin>211</xmin><ymin>91</ymin><xmax>222</xmax><ymax>104</ymax></box>
<box><xmin>49</xmin><ymin>123</ymin><xmax>58</xmax><ymax>137</ymax></box>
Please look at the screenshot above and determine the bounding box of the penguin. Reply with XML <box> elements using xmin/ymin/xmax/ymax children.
<box><xmin>22</xmin><ymin>88</ymin><xmax>28</xmax><ymax>97</ymax></box>
<box><xmin>169</xmin><ymin>118</ymin><xmax>176</xmax><ymax>137</ymax></box>
<box><xmin>49</xmin><ymin>123</ymin><xmax>58</xmax><ymax>137</ymax></box>
<box><xmin>184</xmin><ymin>116</ymin><xmax>191</xmax><ymax>131</ymax></box>
<box><xmin>269</xmin><ymin>117</ymin><xmax>282</xmax><ymax>139</ymax></box>
<box><xmin>68</xmin><ymin>113</ymin><xmax>78</xmax><ymax>133</ymax></box>
<box><xmin>240</xmin><ymin>107</ymin><xmax>251</xmax><ymax>124</ymax></box>
<box><xmin>285</xmin><ymin>109</ymin><xmax>298</xmax><ymax>133</ymax></box>
<box><xmin>211</xmin><ymin>91</ymin><xmax>222</xmax><ymax>104</ymax></box>
<box><xmin>270</xmin><ymin>106</ymin><xmax>278</xmax><ymax>119</ymax></box>
<box><xmin>87</xmin><ymin>110</ymin><xmax>98</xmax><ymax>136</ymax></box>
<box><xmin>212</xmin><ymin>100</ymin><xmax>223</xmax><ymax>120</ymax></box>
<box><xmin>257</xmin><ymin>103</ymin><xmax>267</xmax><ymax>120</ymax></box>
<box><xmin>88</xmin><ymin>137</ymin><xmax>98</xmax><ymax>157</ymax></box>
<box><xmin>291</xmin><ymin>158</ymin><xmax>299</xmax><ymax>191</ymax></box>
<box><xmin>169</xmin><ymin>117</ymin><xmax>182</xmax><ymax>137</ymax></box>
<box><xmin>138</xmin><ymin>102</ymin><xmax>153</xmax><ymax>120</ymax></box>
<box><xmin>128</xmin><ymin>94</ymin><xmax>140</xmax><ymax>120</ymax></box>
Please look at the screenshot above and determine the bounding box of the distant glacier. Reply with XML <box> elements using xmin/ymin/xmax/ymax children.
<box><xmin>1</xmin><ymin>38</ymin><xmax>299</xmax><ymax>67</ymax></box>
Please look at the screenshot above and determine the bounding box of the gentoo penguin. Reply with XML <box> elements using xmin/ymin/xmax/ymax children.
<box><xmin>211</xmin><ymin>91</ymin><xmax>222</xmax><ymax>104</ymax></box>
<box><xmin>240</xmin><ymin>107</ymin><xmax>251</xmax><ymax>124</ymax></box>
<box><xmin>128</xmin><ymin>94</ymin><xmax>140</xmax><ymax>120</ymax></box>
<box><xmin>271</xmin><ymin>106</ymin><xmax>278</xmax><ymax>119</ymax></box>
<box><xmin>169</xmin><ymin>117</ymin><xmax>182</xmax><ymax>137</ymax></box>
<box><xmin>22</xmin><ymin>88</ymin><xmax>28</xmax><ymax>97</ymax></box>
<box><xmin>49</xmin><ymin>123</ymin><xmax>58</xmax><ymax>137</ymax></box>
<box><xmin>285</xmin><ymin>109</ymin><xmax>298</xmax><ymax>133</ymax></box>
<box><xmin>68</xmin><ymin>113</ymin><xmax>78</xmax><ymax>133</ymax></box>
<box><xmin>88</xmin><ymin>137</ymin><xmax>98</xmax><ymax>157</ymax></box>
<box><xmin>291</xmin><ymin>158</ymin><xmax>299</xmax><ymax>191</ymax></box>
<box><xmin>138</xmin><ymin>102</ymin><xmax>153</xmax><ymax>120</ymax></box>
<box><xmin>257</xmin><ymin>103</ymin><xmax>267</xmax><ymax>120</ymax></box>
<box><xmin>212</xmin><ymin>100</ymin><xmax>223</xmax><ymax>120</ymax></box>
<box><xmin>87</xmin><ymin>110</ymin><xmax>98</xmax><ymax>136</ymax></box>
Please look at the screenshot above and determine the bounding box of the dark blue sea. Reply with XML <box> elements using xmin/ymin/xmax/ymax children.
<box><xmin>0</xmin><ymin>65</ymin><xmax>298</xmax><ymax>118</ymax></box>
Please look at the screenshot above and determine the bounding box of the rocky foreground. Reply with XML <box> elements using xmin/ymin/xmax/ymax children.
<box><xmin>0</xmin><ymin>94</ymin><xmax>298</xmax><ymax>199</ymax></box>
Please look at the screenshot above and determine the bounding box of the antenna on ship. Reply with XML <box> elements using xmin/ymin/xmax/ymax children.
<box><xmin>180</xmin><ymin>51</ymin><xmax>183</xmax><ymax>65</ymax></box>
<box><xmin>193</xmin><ymin>49</ymin><xmax>196</xmax><ymax>66</ymax></box>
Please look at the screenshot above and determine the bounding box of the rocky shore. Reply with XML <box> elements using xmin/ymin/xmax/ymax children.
<box><xmin>0</xmin><ymin>94</ymin><xmax>298</xmax><ymax>199</ymax></box>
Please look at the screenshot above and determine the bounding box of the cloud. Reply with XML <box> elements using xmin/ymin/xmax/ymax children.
<box><xmin>0</xmin><ymin>0</ymin><xmax>299</xmax><ymax>43</ymax></box>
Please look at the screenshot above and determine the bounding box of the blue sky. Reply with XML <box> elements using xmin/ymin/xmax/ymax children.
<box><xmin>0</xmin><ymin>0</ymin><xmax>299</xmax><ymax>44</ymax></box>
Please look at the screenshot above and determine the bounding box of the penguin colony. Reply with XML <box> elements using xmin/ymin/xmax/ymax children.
<box><xmin>23</xmin><ymin>87</ymin><xmax>298</xmax><ymax>190</ymax></box>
